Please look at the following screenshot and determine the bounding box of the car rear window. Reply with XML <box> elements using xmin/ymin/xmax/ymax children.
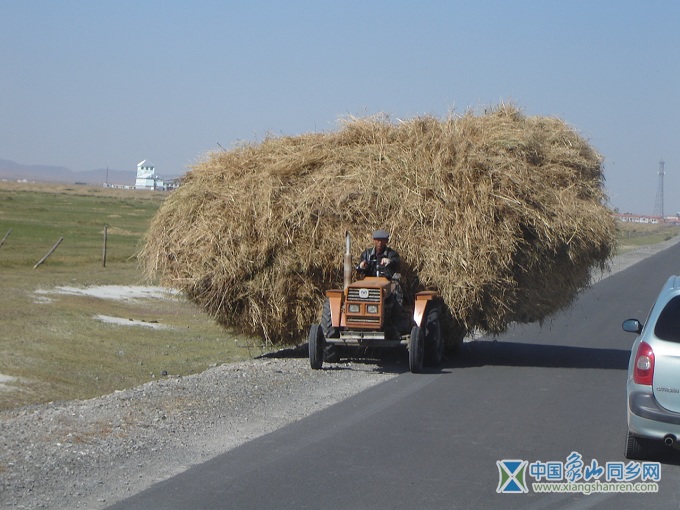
<box><xmin>654</xmin><ymin>295</ymin><xmax>680</xmax><ymax>342</ymax></box>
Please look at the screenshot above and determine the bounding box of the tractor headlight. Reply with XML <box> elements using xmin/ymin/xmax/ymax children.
<box><xmin>367</xmin><ymin>305</ymin><xmax>378</xmax><ymax>314</ymax></box>
<box><xmin>348</xmin><ymin>304</ymin><xmax>360</xmax><ymax>313</ymax></box>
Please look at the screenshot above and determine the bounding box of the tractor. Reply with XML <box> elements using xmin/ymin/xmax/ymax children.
<box><xmin>308</xmin><ymin>233</ymin><xmax>444</xmax><ymax>373</ymax></box>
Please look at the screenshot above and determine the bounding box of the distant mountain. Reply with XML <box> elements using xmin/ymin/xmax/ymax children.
<box><xmin>0</xmin><ymin>159</ymin><xmax>168</xmax><ymax>186</ymax></box>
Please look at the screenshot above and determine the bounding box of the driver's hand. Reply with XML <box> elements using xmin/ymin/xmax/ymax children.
<box><xmin>380</xmin><ymin>258</ymin><xmax>390</xmax><ymax>266</ymax></box>
<box><xmin>359</xmin><ymin>260</ymin><xmax>368</xmax><ymax>269</ymax></box>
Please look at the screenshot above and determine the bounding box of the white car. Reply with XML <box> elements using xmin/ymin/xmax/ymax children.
<box><xmin>623</xmin><ymin>275</ymin><xmax>680</xmax><ymax>459</ymax></box>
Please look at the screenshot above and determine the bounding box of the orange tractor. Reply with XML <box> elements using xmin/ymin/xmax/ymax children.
<box><xmin>308</xmin><ymin>233</ymin><xmax>444</xmax><ymax>373</ymax></box>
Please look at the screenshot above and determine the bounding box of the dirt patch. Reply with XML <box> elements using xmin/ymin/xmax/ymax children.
<box><xmin>0</xmin><ymin>374</ymin><xmax>18</xmax><ymax>391</ymax></box>
<box><xmin>35</xmin><ymin>285</ymin><xmax>179</xmax><ymax>302</ymax></box>
<box><xmin>94</xmin><ymin>314</ymin><xmax>172</xmax><ymax>330</ymax></box>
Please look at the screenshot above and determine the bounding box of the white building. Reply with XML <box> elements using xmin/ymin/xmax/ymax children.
<box><xmin>135</xmin><ymin>160</ymin><xmax>164</xmax><ymax>190</ymax></box>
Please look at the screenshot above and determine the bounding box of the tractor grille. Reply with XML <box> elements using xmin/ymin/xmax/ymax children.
<box><xmin>347</xmin><ymin>288</ymin><xmax>381</xmax><ymax>302</ymax></box>
<box><xmin>346</xmin><ymin>316</ymin><xmax>381</xmax><ymax>326</ymax></box>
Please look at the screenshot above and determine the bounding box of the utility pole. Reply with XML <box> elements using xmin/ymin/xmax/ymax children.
<box><xmin>654</xmin><ymin>160</ymin><xmax>665</xmax><ymax>218</ymax></box>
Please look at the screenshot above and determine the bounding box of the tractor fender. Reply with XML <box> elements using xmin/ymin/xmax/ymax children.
<box><xmin>325</xmin><ymin>289</ymin><xmax>344</xmax><ymax>328</ymax></box>
<box><xmin>413</xmin><ymin>291</ymin><xmax>438</xmax><ymax>327</ymax></box>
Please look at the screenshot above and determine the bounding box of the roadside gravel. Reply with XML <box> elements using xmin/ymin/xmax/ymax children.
<box><xmin>2</xmin><ymin>236</ymin><xmax>679</xmax><ymax>510</ymax></box>
<box><xmin>1</xmin><ymin>357</ymin><xmax>400</xmax><ymax>509</ymax></box>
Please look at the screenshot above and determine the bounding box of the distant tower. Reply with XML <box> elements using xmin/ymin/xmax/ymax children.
<box><xmin>654</xmin><ymin>160</ymin><xmax>665</xmax><ymax>218</ymax></box>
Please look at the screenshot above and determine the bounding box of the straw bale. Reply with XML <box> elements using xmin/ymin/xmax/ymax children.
<box><xmin>140</xmin><ymin>104</ymin><xmax>617</xmax><ymax>346</ymax></box>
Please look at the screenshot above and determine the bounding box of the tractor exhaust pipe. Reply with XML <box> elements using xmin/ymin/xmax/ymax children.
<box><xmin>343</xmin><ymin>231</ymin><xmax>352</xmax><ymax>291</ymax></box>
<box><xmin>664</xmin><ymin>434</ymin><xmax>676</xmax><ymax>447</ymax></box>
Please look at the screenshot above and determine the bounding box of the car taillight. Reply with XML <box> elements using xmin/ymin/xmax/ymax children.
<box><xmin>633</xmin><ymin>341</ymin><xmax>655</xmax><ymax>385</ymax></box>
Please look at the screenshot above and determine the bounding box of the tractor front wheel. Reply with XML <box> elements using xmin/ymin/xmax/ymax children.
<box><xmin>409</xmin><ymin>326</ymin><xmax>424</xmax><ymax>373</ymax></box>
<box><xmin>309</xmin><ymin>324</ymin><xmax>325</xmax><ymax>370</ymax></box>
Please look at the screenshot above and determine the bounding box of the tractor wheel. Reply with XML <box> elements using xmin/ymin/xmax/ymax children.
<box><xmin>308</xmin><ymin>324</ymin><xmax>324</xmax><ymax>370</ymax></box>
<box><xmin>424</xmin><ymin>303</ymin><xmax>443</xmax><ymax>367</ymax></box>
<box><xmin>409</xmin><ymin>326</ymin><xmax>424</xmax><ymax>373</ymax></box>
<box><xmin>321</xmin><ymin>298</ymin><xmax>341</xmax><ymax>363</ymax></box>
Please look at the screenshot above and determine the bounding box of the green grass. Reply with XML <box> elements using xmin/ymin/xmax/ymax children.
<box><xmin>615</xmin><ymin>221</ymin><xmax>680</xmax><ymax>253</ymax></box>
<box><xmin>0</xmin><ymin>183</ymin><xmax>264</xmax><ymax>411</ymax></box>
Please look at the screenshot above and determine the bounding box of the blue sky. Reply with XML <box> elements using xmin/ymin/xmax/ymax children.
<box><xmin>1</xmin><ymin>1</ymin><xmax>678</xmax><ymax>215</ymax></box>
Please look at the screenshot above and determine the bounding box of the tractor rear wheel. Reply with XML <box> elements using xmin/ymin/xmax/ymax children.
<box><xmin>409</xmin><ymin>326</ymin><xmax>424</xmax><ymax>373</ymax></box>
<box><xmin>424</xmin><ymin>304</ymin><xmax>443</xmax><ymax>367</ymax></box>
<box><xmin>309</xmin><ymin>324</ymin><xmax>324</xmax><ymax>370</ymax></box>
<box><xmin>321</xmin><ymin>299</ymin><xmax>338</xmax><ymax>338</ymax></box>
<box><xmin>321</xmin><ymin>298</ymin><xmax>341</xmax><ymax>362</ymax></box>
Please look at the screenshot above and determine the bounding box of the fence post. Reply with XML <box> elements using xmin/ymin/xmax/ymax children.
<box><xmin>34</xmin><ymin>237</ymin><xmax>64</xmax><ymax>269</ymax></box>
<box><xmin>103</xmin><ymin>224</ymin><xmax>108</xmax><ymax>267</ymax></box>
<box><xmin>0</xmin><ymin>228</ymin><xmax>12</xmax><ymax>249</ymax></box>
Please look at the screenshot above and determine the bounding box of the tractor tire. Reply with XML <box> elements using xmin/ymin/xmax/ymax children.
<box><xmin>321</xmin><ymin>299</ymin><xmax>339</xmax><ymax>338</ymax></box>
<box><xmin>424</xmin><ymin>304</ymin><xmax>443</xmax><ymax>367</ymax></box>
<box><xmin>321</xmin><ymin>298</ymin><xmax>341</xmax><ymax>363</ymax></box>
<box><xmin>308</xmin><ymin>324</ymin><xmax>324</xmax><ymax>370</ymax></box>
<box><xmin>409</xmin><ymin>326</ymin><xmax>424</xmax><ymax>373</ymax></box>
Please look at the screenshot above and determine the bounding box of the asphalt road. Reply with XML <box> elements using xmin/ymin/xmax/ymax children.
<box><xmin>110</xmin><ymin>243</ymin><xmax>680</xmax><ymax>509</ymax></box>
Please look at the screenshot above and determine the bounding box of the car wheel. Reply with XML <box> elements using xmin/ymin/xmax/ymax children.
<box><xmin>624</xmin><ymin>429</ymin><xmax>651</xmax><ymax>460</ymax></box>
<box><xmin>424</xmin><ymin>304</ymin><xmax>443</xmax><ymax>367</ymax></box>
<box><xmin>309</xmin><ymin>324</ymin><xmax>324</xmax><ymax>370</ymax></box>
<box><xmin>409</xmin><ymin>326</ymin><xmax>424</xmax><ymax>373</ymax></box>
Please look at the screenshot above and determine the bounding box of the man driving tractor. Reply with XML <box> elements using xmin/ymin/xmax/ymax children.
<box><xmin>357</xmin><ymin>229</ymin><xmax>404</xmax><ymax>308</ymax></box>
<box><xmin>356</xmin><ymin>229</ymin><xmax>400</xmax><ymax>279</ymax></box>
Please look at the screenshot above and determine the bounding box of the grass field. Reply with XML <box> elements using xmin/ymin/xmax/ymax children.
<box><xmin>616</xmin><ymin>220</ymin><xmax>680</xmax><ymax>251</ymax></box>
<box><xmin>0</xmin><ymin>182</ymin><xmax>260</xmax><ymax>411</ymax></box>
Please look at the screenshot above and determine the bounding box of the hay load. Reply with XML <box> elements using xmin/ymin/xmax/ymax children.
<box><xmin>140</xmin><ymin>104</ymin><xmax>617</xmax><ymax>345</ymax></box>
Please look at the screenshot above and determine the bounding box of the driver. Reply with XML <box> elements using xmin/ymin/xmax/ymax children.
<box><xmin>356</xmin><ymin>229</ymin><xmax>400</xmax><ymax>279</ymax></box>
<box><xmin>357</xmin><ymin>229</ymin><xmax>407</xmax><ymax>331</ymax></box>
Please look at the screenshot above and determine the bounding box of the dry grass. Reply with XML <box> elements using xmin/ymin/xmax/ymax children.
<box><xmin>0</xmin><ymin>183</ymin><xmax>256</xmax><ymax>410</ymax></box>
<box><xmin>140</xmin><ymin>104</ymin><xmax>617</xmax><ymax>345</ymax></box>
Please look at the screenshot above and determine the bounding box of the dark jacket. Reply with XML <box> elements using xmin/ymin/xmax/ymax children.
<box><xmin>357</xmin><ymin>246</ymin><xmax>401</xmax><ymax>278</ymax></box>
